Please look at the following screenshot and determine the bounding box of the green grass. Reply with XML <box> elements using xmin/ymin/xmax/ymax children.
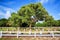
<box><xmin>0</xmin><ymin>27</ymin><xmax>60</xmax><ymax>31</ymax></box>
<box><xmin>0</xmin><ymin>27</ymin><xmax>17</xmax><ymax>31</ymax></box>
<box><xmin>0</xmin><ymin>28</ymin><xmax>8</xmax><ymax>31</ymax></box>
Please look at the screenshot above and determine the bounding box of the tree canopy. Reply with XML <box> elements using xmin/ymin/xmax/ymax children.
<box><xmin>17</xmin><ymin>3</ymin><xmax>52</xmax><ymax>27</ymax></box>
<box><xmin>0</xmin><ymin>3</ymin><xmax>60</xmax><ymax>27</ymax></box>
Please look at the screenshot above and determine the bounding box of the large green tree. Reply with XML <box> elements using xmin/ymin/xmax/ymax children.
<box><xmin>8</xmin><ymin>3</ymin><xmax>54</xmax><ymax>27</ymax></box>
<box><xmin>17</xmin><ymin>3</ymin><xmax>51</xmax><ymax>27</ymax></box>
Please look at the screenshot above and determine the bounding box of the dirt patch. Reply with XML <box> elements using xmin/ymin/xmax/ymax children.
<box><xmin>0</xmin><ymin>36</ymin><xmax>60</xmax><ymax>40</ymax></box>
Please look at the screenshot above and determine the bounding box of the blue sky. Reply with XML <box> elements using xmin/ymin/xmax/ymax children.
<box><xmin>0</xmin><ymin>0</ymin><xmax>60</xmax><ymax>20</ymax></box>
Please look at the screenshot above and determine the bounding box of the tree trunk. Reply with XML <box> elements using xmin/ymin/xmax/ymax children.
<box><xmin>29</xmin><ymin>24</ymin><xmax>31</xmax><ymax>28</ymax></box>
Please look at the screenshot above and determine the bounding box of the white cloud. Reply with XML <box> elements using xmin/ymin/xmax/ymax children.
<box><xmin>4</xmin><ymin>10</ymin><xmax>11</xmax><ymax>19</ymax></box>
<box><xmin>0</xmin><ymin>10</ymin><xmax>11</xmax><ymax>19</ymax></box>
<box><xmin>0</xmin><ymin>11</ymin><xmax>4</xmax><ymax>16</ymax></box>
<box><xmin>37</xmin><ymin>0</ymin><xmax>48</xmax><ymax>3</ymax></box>
<box><xmin>0</xmin><ymin>5</ymin><xmax>16</xmax><ymax>19</ymax></box>
<box><xmin>40</xmin><ymin>0</ymin><xmax>48</xmax><ymax>3</ymax></box>
<box><xmin>0</xmin><ymin>6</ymin><xmax>15</xmax><ymax>12</ymax></box>
<box><xmin>58</xmin><ymin>13</ymin><xmax>60</xmax><ymax>16</ymax></box>
<box><xmin>0</xmin><ymin>1</ymin><xmax>15</xmax><ymax>6</ymax></box>
<box><xmin>6</xmin><ymin>2</ymin><xmax>14</xmax><ymax>5</ymax></box>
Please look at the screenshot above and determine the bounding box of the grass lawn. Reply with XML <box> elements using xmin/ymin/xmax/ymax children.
<box><xmin>0</xmin><ymin>27</ymin><xmax>60</xmax><ymax>31</ymax></box>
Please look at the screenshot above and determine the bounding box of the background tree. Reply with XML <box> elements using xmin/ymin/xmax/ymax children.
<box><xmin>0</xmin><ymin>18</ymin><xmax>8</xmax><ymax>27</ymax></box>
<box><xmin>56</xmin><ymin>20</ymin><xmax>60</xmax><ymax>26</ymax></box>
<box><xmin>8</xmin><ymin>12</ymin><xmax>22</xmax><ymax>27</ymax></box>
<box><xmin>45</xmin><ymin>16</ymin><xmax>54</xmax><ymax>26</ymax></box>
